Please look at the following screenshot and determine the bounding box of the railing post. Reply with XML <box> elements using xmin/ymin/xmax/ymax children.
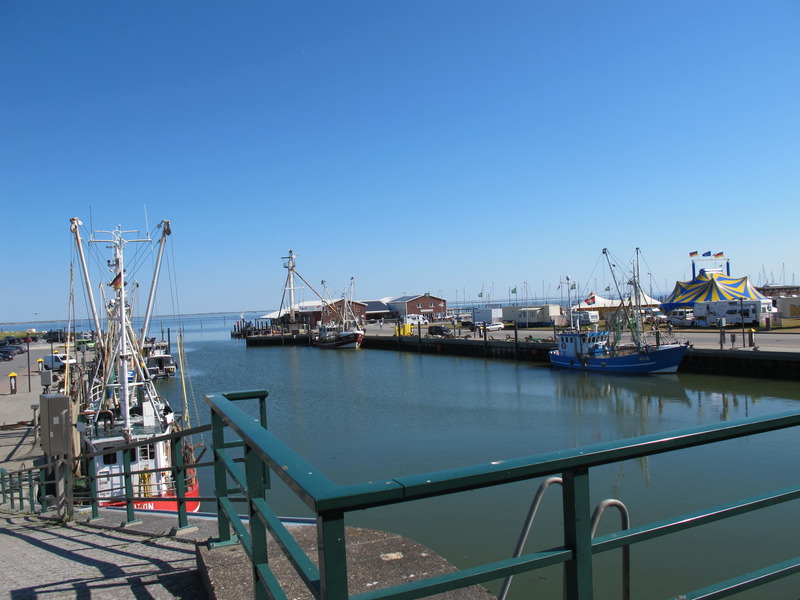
<box><xmin>257</xmin><ymin>392</ymin><xmax>270</xmax><ymax>491</ymax></box>
<box><xmin>16</xmin><ymin>470</ymin><xmax>25</xmax><ymax>511</ymax></box>
<box><xmin>562</xmin><ymin>466</ymin><xmax>594</xmax><ymax>599</ymax></box>
<box><xmin>172</xmin><ymin>435</ymin><xmax>189</xmax><ymax>530</ymax></box>
<box><xmin>318</xmin><ymin>510</ymin><xmax>349</xmax><ymax>600</ymax></box>
<box><xmin>0</xmin><ymin>468</ymin><xmax>7</xmax><ymax>505</ymax></box>
<box><xmin>87</xmin><ymin>454</ymin><xmax>100</xmax><ymax>520</ymax></box>
<box><xmin>211</xmin><ymin>410</ymin><xmax>233</xmax><ymax>545</ymax></box>
<box><xmin>27</xmin><ymin>470</ymin><xmax>36</xmax><ymax>512</ymax></box>
<box><xmin>122</xmin><ymin>447</ymin><xmax>140</xmax><ymax>525</ymax></box>
<box><xmin>246</xmin><ymin>444</ymin><xmax>268</xmax><ymax>600</ymax></box>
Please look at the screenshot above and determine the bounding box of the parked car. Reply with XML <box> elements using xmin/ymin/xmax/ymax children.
<box><xmin>43</xmin><ymin>353</ymin><xmax>77</xmax><ymax>372</ymax></box>
<box><xmin>427</xmin><ymin>325</ymin><xmax>453</xmax><ymax>338</ymax></box>
<box><xmin>0</xmin><ymin>349</ymin><xmax>15</xmax><ymax>361</ymax></box>
<box><xmin>4</xmin><ymin>345</ymin><xmax>26</xmax><ymax>354</ymax></box>
<box><xmin>76</xmin><ymin>339</ymin><xmax>96</xmax><ymax>351</ymax></box>
<box><xmin>471</xmin><ymin>322</ymin><xmax>505</xmax><ymax>332</ymax></box>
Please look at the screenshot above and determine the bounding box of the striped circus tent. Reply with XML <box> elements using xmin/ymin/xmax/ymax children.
<box><xmin>660</xmin><ymin>269</ymin><xmax>767</xmax><ymax>313</ymax></box>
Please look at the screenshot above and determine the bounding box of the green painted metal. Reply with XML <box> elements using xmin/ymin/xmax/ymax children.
<box><xmin>171</xmin><ymin>435</ymin><xmax>189</xmax><ymax>530</ymax></box>
<box><xmin>318</xmin><ymin>511</ymin><xmax>348</xmax><ymax>600</ymax></box>
<box><xmin>562</xmin><ymin>468</ymin><xmax>594</xmax><ymax>599</ymax></box>
<box><xmin>212</xmin><ymin>410</ymin><xmax>233</xmax><ymax>545</ymax></box>
<box><xmin>121</xmin><ymin>447</ymin><xmax>139</xmax><ymax>524</ymax></box>
<box><xmin>201</xmin><ymin>391</ymin><xmax>800</xmax><ymax>600</ymax></box>
<box><xmin>87</xmin><ymin>455</ymin><xmax>99</xmax><ymax>520</ymax></box>
<box><xmin>246</xmin><ymin>446</ymin><xmax>269</xmax><ymax>600</ymax></box>
<box><xmin>0</xmin><ymin>468</ymin><xmax>7</xmax><ymax>504</ymax></box>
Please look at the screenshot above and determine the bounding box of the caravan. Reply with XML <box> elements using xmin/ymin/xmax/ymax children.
<box><xmin>694</xmin><ymin>300</ymin><xmax>776</xmax><ymax>327</ymax></box>
<box><xmin>403</xmin><ymin>314</ymin><xmax>429</xmax><ymax>326</ymax></box>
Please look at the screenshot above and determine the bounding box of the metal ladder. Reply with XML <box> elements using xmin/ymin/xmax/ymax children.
<box><xmin>498</xmin><ymin>476</ymin><xmax>630</xmax><ymax>600</ymax></box>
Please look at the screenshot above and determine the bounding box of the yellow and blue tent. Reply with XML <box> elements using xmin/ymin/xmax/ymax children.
<box><xmin>660</xmin><ymin>269</ymin><xmax>767</xmax><ymax>313</ymax></box>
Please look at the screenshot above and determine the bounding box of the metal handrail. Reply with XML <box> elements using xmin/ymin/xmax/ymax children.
<box><xmin>204</xmin><ymin>389</ymin><xmax>800</xmax><ymax>600</ymax></box>
<box><xmin>498</xmin><ymin>476</ymin><xmax>563</xmax><ymax>600</ymax></box>
<box><xmin>590</xmin><ymin>499</ymin><xmax>630</xmax><ymax>600</ymax></box>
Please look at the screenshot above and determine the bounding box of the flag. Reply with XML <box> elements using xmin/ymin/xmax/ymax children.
<box><xmin>689</xmin><ymin>251</ymin><xmax>698</xmax><ymax>257</ymax></box>
<box><xmin>605</xmin><ymin>285</ymin><xmax>611</xmax><ymax>292</ymax></box>
<box><xmin>585</xmin><ymin>295</ymin><xmax>596</xmax><ymax>306</ymax></box>
<box><xmin>714</xmin><ymin>252</ymin><xmax>724</xmax><ymax>258</ymax></box>
<box><xmin>702</xmin><ymin>251</ymin><xmax>711</xmax><ymax>257</ymax></box>
<box><xmin>110</xmin><ymin>272</ymin><xmax>122</xmax><ymax>290</ymax></box>
<box><xmin>478</xmin><ymin>292</ymin><xmax>483</xmax><ymax>297</ymax></box>
<box><xmin>570</xmin><ymin>283</ymin><xmax>576</xmax><ymax>290</ymax></box>
<box><xmin>511</xmin><ymin>287</ymin><xmax>517</xmax><ymax>294</ymax></box>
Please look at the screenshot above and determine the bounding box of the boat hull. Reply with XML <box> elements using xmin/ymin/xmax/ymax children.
<box><xmin>100</xmin><ymin>477</ymin><xmax>201</xmax><ymax>512</ymax></box>
<box><xmin>549</xmin><ymin>344</ymin><xmax>688</xmax><ymax>374</ymax></box>
<box><xmin>314</xmin><ymin>331</ymin><xmax>364</xmax><ymax>349</ymax></box>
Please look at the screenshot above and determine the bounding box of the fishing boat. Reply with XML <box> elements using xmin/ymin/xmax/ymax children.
<box><xmin>313</xmin><ymin>277</ymin><xmax>364</xmax><ymax>349</ymax></box>
<box><xmin>68</xmin><ymin>218</ymin><xmax>201</xmax><ymax>512</ymax></box>
<box><xmin>549</xmin><ymin>249</ymin><xmax>688</xmax><ymax>374</ymax></box>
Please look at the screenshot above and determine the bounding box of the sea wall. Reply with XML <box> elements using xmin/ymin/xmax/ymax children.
<box><xmin>243</xmin><ymin>334</ymin><xmax>800</xmax><ymax>380</ymax></box>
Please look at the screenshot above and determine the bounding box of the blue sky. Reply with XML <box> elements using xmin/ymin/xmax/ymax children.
<box><xmin>2</xmin><ymin>1</ymin><xmax>799</xmax><ymax>323</ymax></box>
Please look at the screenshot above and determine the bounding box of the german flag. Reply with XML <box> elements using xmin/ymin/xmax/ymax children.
<box><xmin>689</xmin><ymin>251</ymin><xmax>698</xmax><ymax>257</ymax></box>
<box><xmin>110</xmin><ymin>272</ymin><xmax>122</xmax><ymax>290</ymax></box>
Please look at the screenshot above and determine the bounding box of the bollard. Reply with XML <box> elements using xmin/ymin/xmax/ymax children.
<box><xmin>37</xmin><ymin>358</ymin><xmax>43</xmax><ymax>372</ymax></box>
<box><xmin>9</xmin><ymin>372</ymin><xmax>17</xmax><ymax>395</ymax></box>
<box><xmin>748</xmin><ymin>328</ymin><xmax>756</xmax><ymax>348</ymax></box>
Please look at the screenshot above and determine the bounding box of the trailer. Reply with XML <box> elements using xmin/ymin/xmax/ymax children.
<box><xmin>472</xmin><ymin>308</ymin><xmax>503</xmax><ymax>325</ymax></box>
<box><xmin>502</xmin><ymin>304</ymin><xmax>562</xmax><ymax>326</ymax></box>
<box><xmin>693</xmin><ymin>299</ymin><xmax>776</xmax><ymax>327</ymax></box>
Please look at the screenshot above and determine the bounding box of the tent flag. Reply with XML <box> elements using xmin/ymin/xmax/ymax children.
<box><xmin>511</xmin><ymin>287</ymin><xmax>517</xmax><ymax>294</ymax></box>
<box><xmin>714</xmin><ymin>252</ymin><xmax>724</xmax><ymax>258</ymax></box>
<box><xmin>702</xmin><ymin>251</ymin><xmax>712</xmax><ymax>257</ymax></box>
<box><xmin>585</xmin><ymin>295</ymin><xmax>596</xmax><ymax>305</ymax></box>
<box><xmin>605</xmin><ymin>285</ymin><xmax>611</xmax><ymax>291</ymax></box>
<box><xmin>689</xmin><ymin>251</ymin><xmax>698</xmax><ymax>257</ymax></box>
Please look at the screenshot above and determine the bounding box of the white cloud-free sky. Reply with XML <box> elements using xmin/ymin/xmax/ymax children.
<box><xmin>2</xmin><ymin>1</ymin><xmax>798</xmax><ymax>322</ymax></box>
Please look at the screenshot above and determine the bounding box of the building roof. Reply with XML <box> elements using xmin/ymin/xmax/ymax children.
<box><xmin>363</xmin><ymin>300</ymin><xmax>392</xmax><ymax>313</ymax></box>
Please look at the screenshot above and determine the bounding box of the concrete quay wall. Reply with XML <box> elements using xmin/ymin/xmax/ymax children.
<box><xmin>361</xmin><ymin>335</ymin><xmax>800</xmax><ymax>381</ymax></box>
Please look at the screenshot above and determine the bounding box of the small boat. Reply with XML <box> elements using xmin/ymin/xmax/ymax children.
<box><xmin>313</xmin><ymin>277</ymin><xmax>364</xmax><ymax>349</ymax></box>
<box><xmin>68</xmin><ymin>218</ymin><xmax>202</xmax><ymax>512</ymax></box>
<box><xmin>315</xmin><ymin>323</ymin><xmax>364</xmax><ymax>349</ymax></box>
<box><xmin>549</xmin><ymin>329</ymin><xmax>688</xmax><ymax>374</ymax></box>
<box><xmin>549</xmin><ymin>248</ymin><xmax>688</xmax><ymax>375</ymax></box>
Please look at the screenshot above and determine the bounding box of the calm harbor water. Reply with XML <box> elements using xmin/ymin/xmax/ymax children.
<box><xmin>11</xmin><ymin>314</ymin><xmax>800</xmax><ymax>598</ymax></box>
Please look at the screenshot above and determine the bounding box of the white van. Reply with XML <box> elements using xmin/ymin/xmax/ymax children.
<box><xmin>577</xmin><ymin>311</ymin><xmax>599</xmax><ymax>325</ymax></box>
<box><xmin>43</xmin><ymin>353</ymin><xmax>77</xmax><ymax>371</ymax></box>
<box><xmin>403</xmin><ymin>314</ymin><xmax>429</xmax><ymax>325</ymax></box>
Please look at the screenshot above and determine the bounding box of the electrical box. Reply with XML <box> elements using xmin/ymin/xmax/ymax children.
<box><xmin>39</xmin><ymin>393</ymin><xmax>71</xmax><ymax>457</ymax></box>
<box><xmin>40</xmin><ymin>370</ymin><xmax>53</xmax><ymax>386</ymax></box>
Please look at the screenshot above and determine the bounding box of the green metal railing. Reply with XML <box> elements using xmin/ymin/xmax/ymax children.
<box><xmin>206</xmin><ymin>388</ymin><xmax>800</xmax><ymax>600</ymax></box>
<box><xmin>0</xmin><ymin>423</ymin><xmax>214</xmax><ymax>529</ymax></box>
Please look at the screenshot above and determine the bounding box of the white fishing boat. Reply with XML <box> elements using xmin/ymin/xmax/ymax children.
<box><xmin>550</xmin><ymin>249</ymin><xmax>688</xmax><ymax>374</ymax></box>
<box><xmin>68</xmin><ymin>218</ymin><xmax>201</xmax><ymax>511</ymax></box>
<box><xmin>314</xmin><ymin>278</ymin><xmax>364</xmax><ymax>350</ymax></box>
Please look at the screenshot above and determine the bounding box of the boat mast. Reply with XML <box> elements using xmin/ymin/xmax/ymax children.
<box><xmin>70</xmin><ymin>218</ymin><xmax>104</xmax><ymax>355</ymax></box>
<box><xmin>93</xmin><ymin>225</ymin><xmax>153</xmax><ymax>439</ymax></box>
<box><xmin>283</xmin><ymin>250</ymin><xmax>297</xmax><ymax>324</ymax></box>
<box><xmin>140</xmin><ymin>220</ymin><xmax>171</xmax><ymax>345</ymax></box>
